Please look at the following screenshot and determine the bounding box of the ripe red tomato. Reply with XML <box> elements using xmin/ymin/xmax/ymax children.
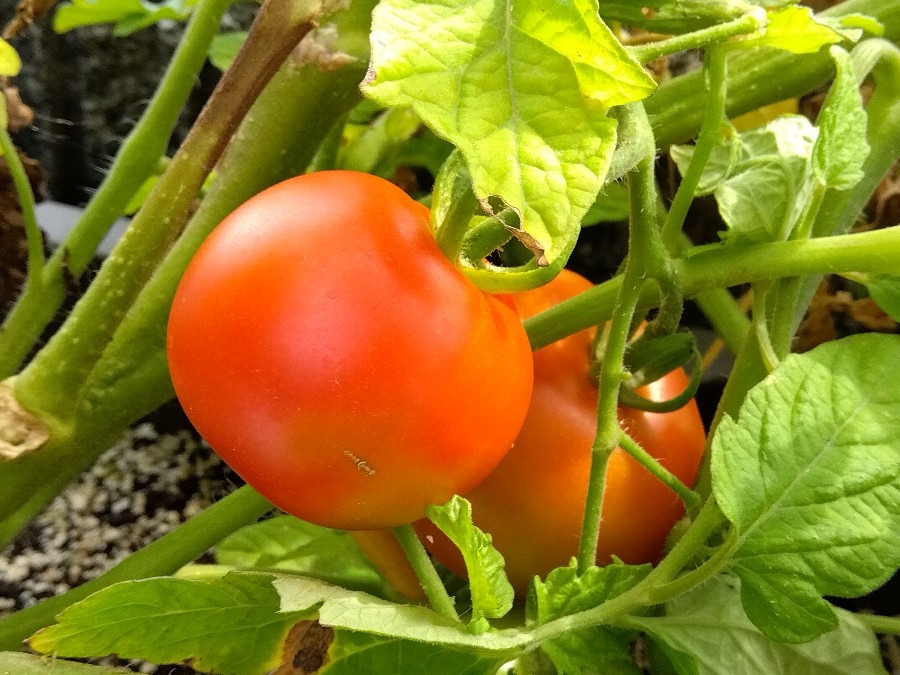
<box><xmin>416</xmin><ymin>269</ymin><xmax>707</xmax><ymax>593</ymax></box>
<box><xmin>166</xmin><ymin>171</ymin><xmax>533</xmax><ymax>530</ymax></box>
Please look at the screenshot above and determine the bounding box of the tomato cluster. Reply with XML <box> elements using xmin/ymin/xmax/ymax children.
<box><xmin>168</xmin><ymin>171</ymin><xmax>705</xmax><ymax>593</ymax></box>
<box><xmin>416</xmin><ymin>270</ymin><xmax>707</xmax><ymax>593</ymax></box>
<box><xmin>166</xmin><ymin>171</ymin><xmax>534</xmax><ymax>530</ymax></box>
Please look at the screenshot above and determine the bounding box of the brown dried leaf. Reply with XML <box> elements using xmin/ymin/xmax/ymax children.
<box><xmin>274</xmin><ymin>620</ymin><xmax>335</xmax><ymax>675</ymax></box>
<box><xmin>4</xmin><ymin>86</ymin><xmax>33</xmax><ymax>131</ymax></box>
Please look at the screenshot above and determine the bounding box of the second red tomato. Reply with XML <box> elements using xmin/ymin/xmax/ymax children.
<box><xmin>417</xmin><ymin>270</ymin><xmax>707</xmax><ymax>593</ymax></box>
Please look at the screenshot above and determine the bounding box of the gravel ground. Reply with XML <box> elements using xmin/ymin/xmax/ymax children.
<box><xmin>0</xmin><ymin>411</ymin><xmax>240</xmax><ymax>674</ymax></box>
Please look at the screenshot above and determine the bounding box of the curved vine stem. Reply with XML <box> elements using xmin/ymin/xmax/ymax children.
<box><xmin>0</xmin><ymin>98</ymin><xmax>42</xmax><ymax>284</ymax></box>
<box><xmin>662</xmin><ymin>47</ymin><xmax>728</xmax><ymax>249</ymax></box>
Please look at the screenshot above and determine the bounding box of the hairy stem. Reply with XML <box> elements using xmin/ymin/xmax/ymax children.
<box><xmin>578</xmin><ymin>148</ymin><xmax>657</xmax><ymax>572</ymax></box>
<box><xmin>628</xmin><ymin>9</ymin><xmax>763</xmax><ymax>64</ymax></box>
<box><xmin>525</xmin><ymin>225</ymin><xmax>900</xmax><ymax>352</ymax></box>
<box><xmin>392</xmin><ymin>525</ymin><xmax>459</xmax><ymax>621</ymax></box>
<box><xmin>618</xmin><ymin>431</ymin><xmax>702</xmax><ymax>512</ymax></box>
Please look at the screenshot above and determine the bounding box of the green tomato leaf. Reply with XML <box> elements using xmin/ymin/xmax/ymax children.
<box><xmin>315</xmin><ymin>630</ymin><xmax>509</xmax><ymax>674</ymax></box>
<box><xmin>528</xmin><ymin>561</ymin><xmax>651</xmax><ymax>675</ymax></box>
<box><xmin>735</xmin><ymin>6</ymin><xmax>845</xmax><ymax>54</ymax></box>
<box><xmin>208</xmin><ymin>31</ymin><xmax>247</xmax><ymax>71</ymax></box>
<box><xmin>29</xmin><ymin>573</ymin><xmax>309</xmax><ymax>675</ymax></box>
<box><xmin>363</xmin><ymin>0</ymin><xmax>655</xmax><ymax>290</ymax></box>
<box><xmin>425</xmin><ymin>495</ymin><xmax>514</xmax><ymax>633</ymax></box>
<box><xmin>582</xmin><ymin>182</ymin><xmax>630</xmax><ymax>225</ymax></box>
<box><xmin>712</xmin><ymin>333</ymin><xmax>900</xmax><ymax>643</ymax></box>
<box><xmin>0</xmin><ymin>39</ymin><xmax>22</xmax><ymax>77</ymax></box>
<box><xmin>53</xmin><ymin>0</ymin><xmax>195</xmax><ymax>35</ymax></box>
<box><xmin>716</xmin><ymin>163</ymin><xmax>796</xmax><ymax>243</ymax></box>
<box><xmin>812</xmin><ymin>46</ymin><xmax>869</xmax><ymax>191</ymax></box>
<box><xmin>216</xmin><ymin>515</ymin><xmax>397</xmax><ymax>599</ymax></box>
<box><xmin>832</xmin><ymin>14</ymin><xmax>884</xmax><ymax>37</ymax></box>
<box><xmin>862</xmin><ymin>274</ymin><xmax>900</xmax><ymax>322</ymax></box>
<box><xmin>708</xmin><ymin>115</ymin><xmax>818</xmax><ymax>244</ymax></box>
<box><xmin>670</xmin><ymin>130</ymin><xmax>743</xmax><ymax>196</ymax></box>
<box><xmin>0</xmin><ymin>652</ymin><xmax>130</xmax><ymax>674</ymax></box>
<box><xmin>274</xmin><ymin>575</ymin><xmax>530</xmax><ymax>653</ymax></box>
<box><xmin>636</xmin><ymin>576</ymin><xmax>887</xmax><ymax>675</ymax></box>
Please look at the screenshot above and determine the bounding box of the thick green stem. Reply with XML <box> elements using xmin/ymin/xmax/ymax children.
<box><xmin>392</xmin><ymin>525</ymin><xmax>459</xmax><ymax>622</ymax></box>
<box><xmin>0</xmin><ymin>486</ymin><xmax>272</xmax><ymax>651</ymax></box>
<box><xmin>628</xmin><ymin>9</ymin><xmax>764</xmax><ymax>64</ymax></box>
<box><xmin>0</xmin><ymin>0</ymin><xmax>231</xmax><ymax>378</ymax></box>
<box><xmin>645</xmin><ymin>0</ymin><xmax>900</xmax><ymax>147</ymax></box>
<box><xmin>525</xmin><ymin>225</ymin><xmax>900</xmax><ymax>352</ymax></box>
<box><xmin>856</xmin><ymin>614</ymin><xmax>900</xmax><ymax>636</ymax></box>
<box><xmin>645</xmin><ymin>497</ymin><xmax>728</xmax><ymax>589</ymax></box>
<box><xmin>13</xmin><ymin>0</ymin><xmax>320</xmax><ymax>424</ymax></box>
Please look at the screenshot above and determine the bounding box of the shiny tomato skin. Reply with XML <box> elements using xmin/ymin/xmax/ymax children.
<box><xmin>416</xmin><ymin>270</ymin><xmax>706</xmax><ymax>593</ymax></box>
<box><xmin>167</xmin><ymin>171</ymin><xmax>533</xmax><ymax>530</ymax></box>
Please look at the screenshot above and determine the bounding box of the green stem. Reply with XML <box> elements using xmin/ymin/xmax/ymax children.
<box><xmin>432</xmin><ymin>150</ymin><xmax>479</xmax><ymax>264</ymax></box>
<box><xmin>0</xmin><ymin>114</ymin><xmax>41</xmax><ymax>283</ymax></box>
<box><xmin>531</xmin><ymin>498</ymin><xmax>729</xmax><ymax>647</ymax></box>
<box><xmin>662</xmin><ymin>48</ymin><xmax>728</xmax><ymax>248</ymax></box>
<box><xmin>525</xmin><ymin>225</ymin><xmax>900</xmax><ymax>352</ymax></box>
<box><xmin>577</xmin><ymin>151</ymin><xmax>656</xmax><ymax>572</ymax></box>
<box><xmin>645</xmin><ymin>497</ymin><xmax>729</xmax><ymax>589</ymax></box>
<box><xmin>645</xmin><ymin>0</ymin><xmax>900</xmax><ymax>147</ymax></box>
<box><xmin>13</xmin><ymin>0</ymin><xmax>320</xmax><ymax>423</ymax></box>
<box><xmin>0</xmin><ymin>0</ymin><xmax>231</xmax><ymax>378</ymax></box>
<box><xmin>691</xmin><ymin>281</ymin><xmax>750</xmax><ymax>356</ymax></box>
<box><xmin>751</xmin><ymin>282</ymin><xmax>779</xmax><ymax>372</ymax></box>
<box><xmin>0</xmin><ymin>486</ymin><xmax>272</xmax><ymax>651</ymax></box>
<box><xmin>856</xmin><ymin>613</ymin><xmax>900</xmax><ymax>636</ymax></box>
<box><xmin>392</xmin><ymin>525</ymin><xmax>459</xmax><ymax>622</ymax></box>
<box><xmin>627</xmin><ymin>10</ymin><xmax>764</xmax><ymax>64</ymax></box>
<box><xmin>577</xmin><ymin>273</ymin><xmax>642</xmax><ymax>572</ymax></box>
<box><xmin>618</xmin><ymin>431</ymin><xmax>702</xmax><ymax>512</ymax></box>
